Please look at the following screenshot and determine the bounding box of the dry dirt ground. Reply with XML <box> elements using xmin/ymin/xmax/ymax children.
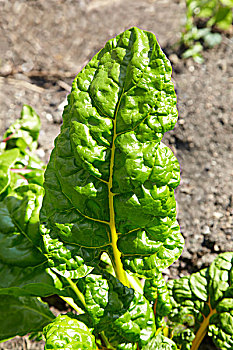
<box><xmin>0</xmin><ymin>0</ymin><xmax>233</xmax><ymax>349</ymax></box>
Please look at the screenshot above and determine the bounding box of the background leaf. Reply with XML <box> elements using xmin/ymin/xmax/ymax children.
<box><xmin>3</xmin><ymin>105</ymin><xmax>41</xmax><ymax>152</ymax></box>
<box><xmin>167</xmin><ymin>253</ymin><xmax>233</xmax><ymax>350</ymax></box>
<box><xmin>0</xmin><ymin>295</ymin><xmax>54</xmax><ymax>342</ymax></box>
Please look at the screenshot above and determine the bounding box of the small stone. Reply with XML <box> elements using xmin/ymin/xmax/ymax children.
<box><xmin>36</xmin><ymin>148</ymin><xmax>45</xmax><ymax>158</ymax></box>
<box><xmin>45</xmin><ymin>113</ymin><xmax>53</xmax><ymax>122</ymax></box>
<box><xmin>202</xmin><ymin>225</ymin><xmax>210</xmax><ymax>234</ymax></box>
<box><xmin>169</xmin><ymin>54</ymin><xmax>180</xmax><ymax>65</ymax></box>
<box><xmin>189</xmin><ymin>65</ymin><xmax>195</xmax><ymax>72</ymax></box>
<box><xmin>214</xmin><ymin>244</ymin><xmax>220</xmax><ymax>252</ymax></box>
<box><xmin>213</xmin><ymin>212</ymin><xmax>223</xmax><ymax>219</ymax></box>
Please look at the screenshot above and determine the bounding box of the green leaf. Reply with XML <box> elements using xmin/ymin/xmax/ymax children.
<box><xmin>144</xmin><ymin>273</ymin><xmax>172</xmax><ymax>327</ymax></box>
<box><xmin>182</xmin><ymin>42</ymin><xmax>203</xmax><ymax>59</ymax></box>
<box><xmin>77</xmin><ymin>270</ymin><xmax>156</xmax><ymax>348</ymax></box>
<box><xmin>167</xmin><ymin>252</ymin><xmax>233</xmax><ymax>350</ymax></box>
<box><xmin>142</xmin><ymin>332</ymin><xmax>178</xmax><ymax>349</ymax></box>
<box><xmin>43</xmin><ymin>314</ymin><xmax>97</xmax><ymax>349</ymax></box>
<box><xmin>204</xmin><ymin>32</ymin><xmax>222</xmax><ymax>47</ymax></box>
<box><xmin>0</xmin><ymin>149</ymin><xmax>19</xmax><ymax>195</ymax></box>
<box><xmin>1</xmin><ymin>106</ymin><xmax>45</xmax><ymax>194</ymax></box>
<box><xmin>41</xmin><ymin>225</ymin><xmax>94</xmax><ymax>279</ymax></box>
<box><xmin>41</xmin><ymin>26</ymin><xmax>183</xmax><ymax>283</ymax></box>
<box><xmin>208</xmin><ymin>6</ymin><xmax>233</xmax><ymax>30</ymax></box>
<box><xmin>220</xmin><ymin>0</ymin><xmax>233</xmax><ymax>6</ymax></box>
<box><xmin>3</xmin><ymin>105</ymin><xmax>41</xmax><ymax>152</ymax></box>
<box><xmin>0</xmin><ymin>295</ymin><xmax>54</xmax><ymax>342</ymax></box>
<box><xmin>0</xmin><ymin>184</ymin><xmax>72</xmax><ymax>298</ymax></box>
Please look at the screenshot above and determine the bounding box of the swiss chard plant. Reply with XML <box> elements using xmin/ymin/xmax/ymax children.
<box><xmin>0</xmin><ymin>27</ymin><xmax>232</xmax><ymax>350</ymax></box>
<box><xmin>180</xmin><ymin>0</ymin><xmax>233</xmax><ymax>63</ymax></box>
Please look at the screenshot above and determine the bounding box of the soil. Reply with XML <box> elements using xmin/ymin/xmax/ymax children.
<box><xmin>0</xmin><ymin>0</ymin><xmax>233</xmax><ymax>349</ymax></box>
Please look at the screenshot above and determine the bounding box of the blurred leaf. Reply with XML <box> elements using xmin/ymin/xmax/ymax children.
<box><xmin>204</xmin><ymin>32</ymin><xmax>222</xmax><ymax>47</ymax></box>
<box><xmin>0</xmin><ymin>295</ymin><xmax>54</xmax><ymax>342</ymax></box>
<box><xmin>3</xmin><ymin>105</ymin><xmax>40</xmax><ymax>152</ymax></box>
<box><xmin>220</xmin><ymin>0</ymin><xmax>233</xmax><ymax>6</ymax></box>
<box><xmin>0</xmin><ymin>149</ymin><xmax>19</xmax><ymax>195</ymax></box>
<box><xmin>212</xmin><ymin>7</ymin><xmax>232</xmax><ymax>30</ymax></box>
<box><xmin>182</xmin><ymin>42</ymin><xmax>203</xmax><ymax>59</ymax></box>
<box><xmin>142</xmin><ymin>332</ymin><xmax>178</xmax><ymax>350</ymax></box>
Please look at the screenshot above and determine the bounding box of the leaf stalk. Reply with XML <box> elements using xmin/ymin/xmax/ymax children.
<box><xmin>67</xmin><ymin>277</ymin><xmax>86</xmax><ymax>309</ymax></box>
<box><xmin>190</xmin><ymin>301</ymin><xmax>216</xmax><ymax>350</ymax></box>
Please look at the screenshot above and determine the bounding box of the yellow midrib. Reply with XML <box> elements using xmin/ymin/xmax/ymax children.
<box><xmin>108</xmin><ymin>93</ymin><xmax>129</xmax><ymax>287</ymax></box>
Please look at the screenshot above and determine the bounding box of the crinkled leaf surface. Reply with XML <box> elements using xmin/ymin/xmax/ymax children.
<box><xmin>43</xmin><ymin>314</ymin><xmax>97</xmax><ymax>350</ymax></box>
<box><xmin>41</xmin><ymin>225</ymin><xmax>93</xmax><ymax>279</ymax></box>
<box><xmin>167</xmin><ymin>252</ymin><xmax>233</xmax><ymax>350</ymax></box>
<box><xmin>141</xmin><ymin>332</ymin><xmax>178</xmax><ymax>350</ymax></box>
<box><xmin>41</xmin><ymin>26</ymin><xmax>183</xmax><ymax>280</ymax></box>
<box><xmin>0</xmin><ymin>295</ymin><xmax>54</xmax><ymax>342</ymax></box>
<box><xmin>144</xmin><ymin>272</ymin><xmax>172</xmax><ymax>327</ymax></box>
<box><xmin>78</xmin><ymin>270</ymin><xmax>156</xmax><ymax>348</ymax></box>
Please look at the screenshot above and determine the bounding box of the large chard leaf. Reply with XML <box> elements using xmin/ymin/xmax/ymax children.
<box><xmin>0</xmin><ymin>295</ymin><xmax>54</xmax><ymax>342</ymax></box>
<box><xmin>41</xmin><ymin>26</ymin><xmax>183</xmax><ymax>281</ymax></box>
<box><xmin>43</xmin><ymin>314</ymin><xmax>97</xmax><ymax>350</ymax></box>
<box><xmin>167</xmin><ymin>252</ymin><xmax>233</xmax><ymax>350</ymax></box>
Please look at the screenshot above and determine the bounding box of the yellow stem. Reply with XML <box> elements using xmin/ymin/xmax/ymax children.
<box><xmin>191</xmin><ymin>303</ymin><xmax>216</xmax><ymax>350</ymax></box>
<box><xmin>60</xmin><ymin>296</ymin><xmax>84</xmax><ymax>314</ymax></box>
<box><xmin>67</xmin><ymin>277</ymin><xmax>86</xmax><ymax>308</ymax></box>
<box><xmin>108</xmin><ymin>94</ymin><xmax>129</xmax><ymax>288</ymax></box>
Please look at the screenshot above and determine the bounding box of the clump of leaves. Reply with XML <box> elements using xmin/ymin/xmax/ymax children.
<box><xmin>167</xmin><ymin>252</ymin><xmax>233</xmax><ymax>350</ymax></box>
<box><xmin>180</xmin><ymin>0</ymin><xmax>233</xmax><ymax>63</ymax></box>
<box><xmin>0</xmin><ymin>27</ymin><xmax>232</xmax><ymax>350</ymax></box>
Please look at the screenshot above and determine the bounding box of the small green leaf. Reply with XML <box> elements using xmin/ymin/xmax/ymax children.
<box><xmin>43</xmin><ymin>314</ymin><xmax>97</xmax><ymax>349</ymax></box>
<box><xmin>144</xmin><ymin>273</ymin><xmax>172</xmax><ymax>327</ymax></box>
<box><xmin>208</xmin><ymin>6</ymin><xmax>233</xmax><ymax>30</ymax></box>
<box><xmin>3</xmin><ymin>105</ymin><xmax>41</xmax><ymax>152</ymax></box>
<box><xmin>182</xmin><ymin>43</ymin><xmax>203</xmax><ymax>59</ymax></box>
<box><xmin>0</xmin><ymin>295</ymin><xmax>54</xmax><ymax>342</ymax></box>
<box><xmin>190</xmin><ymin>268</ymin><xmax>208</xmax><ymax>301</ymax></box>
<box><xmin>204</xmin><ymin>32</ymin><xmax>222</xmax><ymax>48</ymax></box>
